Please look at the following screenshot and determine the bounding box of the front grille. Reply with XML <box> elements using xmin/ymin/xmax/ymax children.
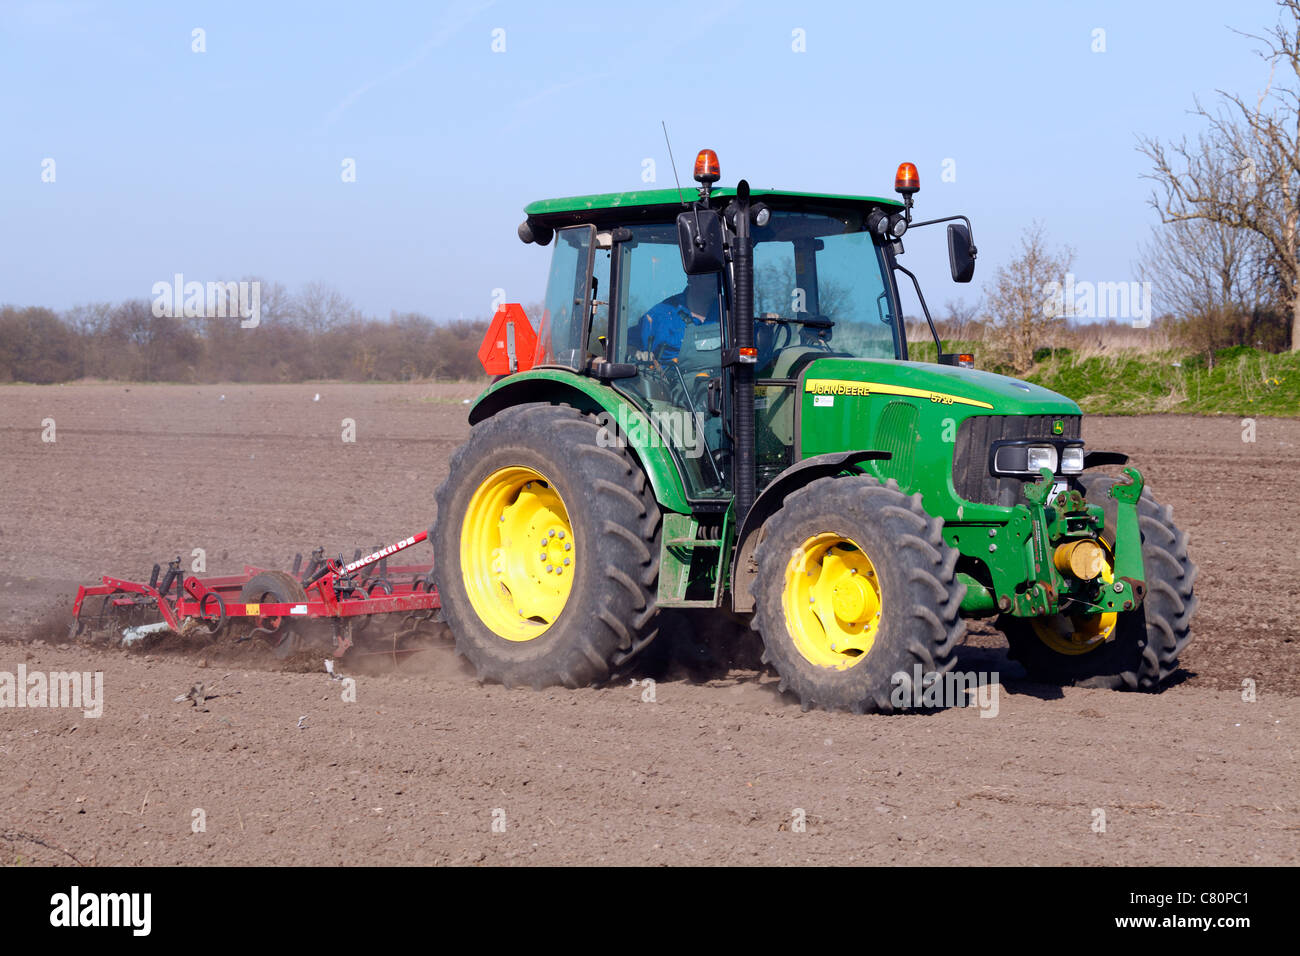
<box><xmin>953</xmin><ymin>414</ymin><xmax>1081</xmax><ymax>507</ymax></box>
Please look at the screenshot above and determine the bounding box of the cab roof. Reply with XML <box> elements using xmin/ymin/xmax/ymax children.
<box><xmin>523</xmin><ymin>186</ymin><xmax>903</xmax><ymax>228</ymax></box>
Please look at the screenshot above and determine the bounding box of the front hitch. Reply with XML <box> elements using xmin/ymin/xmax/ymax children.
<box><xmin>980</xmin><ymin>467</ymin><xmax>1147</xmax><ymax>618</ymax></box>
<box><xmin>1031</xmin><ymin>465</ymin><xmax>1146</xmax><ymax>615</ymax></box>
<box><xmin>1097</xmin><ymin>466</ymin><xmax>1147</xmax><ymax>612</ymax></box>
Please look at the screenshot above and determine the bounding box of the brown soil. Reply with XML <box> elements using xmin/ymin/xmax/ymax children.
<box><xmin>1</xmin><ymin>384</ymin><xmax>1297</xmax><ymax>865</ymax></box>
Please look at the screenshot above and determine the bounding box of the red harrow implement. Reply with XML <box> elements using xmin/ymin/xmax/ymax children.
<box><xmin>70</xmin><ymin>531</ymin><xmax>442</xmax><ymax>660</ymax></box>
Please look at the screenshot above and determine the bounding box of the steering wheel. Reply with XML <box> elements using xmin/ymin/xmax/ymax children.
<box><xmin>795</xmin><ymin>314</ymin><xmax>836</xmax><ymax>349</ymax></box>
<box><xmin>755</xmin><ymin>317</ymin><xmax>793</xmax><ymax>363</ymax></box>
<box><xmin>650</xmin><ymin>360</ymin><xmax>708</xmax><ymax>412</ymax></box>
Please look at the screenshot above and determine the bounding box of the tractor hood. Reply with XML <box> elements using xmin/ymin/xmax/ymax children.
<box><xmin>802</xmin><ymin>357</ymin><xmax>1081</xmax><ymax>417</ymax></box>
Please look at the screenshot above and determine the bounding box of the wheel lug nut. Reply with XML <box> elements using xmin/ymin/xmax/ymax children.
<box><xmin>564</xmin><ymin>542</ymin><xmax>571</xmax><ymax>551</ymax></box>
<box><xmin>548</xmin><ymin>529</ymin><xmax>555</xmax><ymax>538</ymax></box>
<box><xmin>563</xmin><ymin>558</ymin><xmax>570</xmax><ymax>566</ymax></box>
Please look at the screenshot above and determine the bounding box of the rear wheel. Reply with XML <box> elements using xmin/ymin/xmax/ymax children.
<box><xmin>1002</xmin><ymin>474</ymin><xmax>1197</xmax><ymax>689</ymax></box>
<box><xmin>433</xmin><ymin>403</ymin><xmax>662</xmax><ymax>689</ymax></box>
<box><xmin>752</xmin><ymin>476</ymin><xmax>965</xmax><ymax>713</ymax></box>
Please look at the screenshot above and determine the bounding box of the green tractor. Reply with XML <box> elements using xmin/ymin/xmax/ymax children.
<box><xmin>431</xmin><ymin>150</ymin><xmax>1197</xmax><ymax>712</ymax></box>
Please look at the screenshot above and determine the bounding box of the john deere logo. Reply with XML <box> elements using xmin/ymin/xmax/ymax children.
<box><xmin>1052</xmin><ymin>420</ymin><xmax>1064</xmax><ymax>435</ymax></box>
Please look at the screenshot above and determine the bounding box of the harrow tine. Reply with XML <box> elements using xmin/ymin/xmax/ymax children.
<box><xmin>73</xmin><ymin>530</ymin><xmax>438</xmax><ymax>657</ymax></box>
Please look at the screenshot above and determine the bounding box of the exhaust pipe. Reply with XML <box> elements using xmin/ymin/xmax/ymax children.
<box><xmin>731</xmin><ymin>181</ymin><xmax>756</xmax><ymax>524</ymax></box>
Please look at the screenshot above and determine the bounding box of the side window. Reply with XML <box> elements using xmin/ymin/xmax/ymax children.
<box><xmin>753</xmin><ymin>241</ymin><xmax>795</xmax><ymax>319</ymax></box>
<box><xmin>536</xmin><ymin>225</ymin><xmax>594</xmax><ymax>369</ymax></box>
<box><xmin>588</xmin><ymin>246</ymin><xmax>611</xmax><ymax>359</ymax></box>
<box><xmin>814</xmin><ymin>232</ymin><xmax>897</xmax><ymax>360</ymax></box>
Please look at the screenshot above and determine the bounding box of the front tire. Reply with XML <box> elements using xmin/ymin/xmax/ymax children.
<box><xmin>1002</xmin><ymin>474</ymin><xmax>1197</xmax><ymax>690</ymax></box>
<box><xmin>433</xmin><ymin>403</ymin><xmax>662</xmax><ymax>689</ymax></box>
<box><xmin>752</xmin><ymin>476</ymin><xmax>965</xmax><ymax>713</ymax></box>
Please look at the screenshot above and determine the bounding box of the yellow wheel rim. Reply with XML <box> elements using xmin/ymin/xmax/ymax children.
<box><xmin>782</xmin><ymin>533</ymin><xmax>882</xmax><ymax>670</ymax></box>
<box><xmin>1032</xmin><ymin>540</ymin><xmax>1118</xmax><ymax>655</ymax></box>
<box><xmin>460</xmin><ymin>466</ymin><xmax>575</xmax><ymax>641</ymax></box>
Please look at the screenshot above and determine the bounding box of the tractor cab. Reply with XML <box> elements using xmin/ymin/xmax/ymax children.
<box><xmin>509</xmin><ymin>153</ymin><xmax>974</xmax><ymax>508</ymax></box>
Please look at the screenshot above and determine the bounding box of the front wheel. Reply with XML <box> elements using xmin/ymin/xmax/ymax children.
<box><xmin>752</xmin><ymin>476</ymin><xmax>966</xmax><ymax>713</ymax></box>
<box><xmin>1001</xmin><ymin>474</ymin><xmax>1197</xmax><ymax>690</ymax></box>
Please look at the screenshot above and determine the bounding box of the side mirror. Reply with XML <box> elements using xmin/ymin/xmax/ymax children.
<box><xmin>677</xmin><ymin>209</ymin><xmax>726</xmax><ymax>275</ymax></box>
<box><xmin>948</xmin><ymin>223</ymin><xmax>976</xmax><ymax>283</ymax></box>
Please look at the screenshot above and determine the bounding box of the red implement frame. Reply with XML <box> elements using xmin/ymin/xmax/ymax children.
<box><xmin>71</xmin><ymin>530</ymin><xmax>440</xmax><ymax>654</ymax></box>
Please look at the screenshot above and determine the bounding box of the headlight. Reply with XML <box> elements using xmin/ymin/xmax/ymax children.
<box><xmin>1060</xmin><ymin>445</ymin><xmax>1084</xmax><ymax>474</ymax></box>
<box><xmin>1025</xmin><ymin>445</ymin><xmax>1058</xmax><ymax>473</ymax></box>
<box><xmin>992</xmin><ymin>443</ymin><xmax>1060</xmax><ymax>476</ymax></box>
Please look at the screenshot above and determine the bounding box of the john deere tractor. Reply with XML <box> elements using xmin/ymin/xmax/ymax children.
<box><xmin>431</xmin><ymin>150</ymin><xmax>1197</xmax><ymax>712</ymax></box>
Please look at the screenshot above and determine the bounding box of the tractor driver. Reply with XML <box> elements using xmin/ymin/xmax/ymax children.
<box><xmin>635</xmin><ymin>274</ymin><xmax>721</xmax><ymax>365</ymax></box>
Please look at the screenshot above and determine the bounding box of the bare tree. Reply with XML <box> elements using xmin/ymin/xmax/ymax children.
<box><xmin>1138</xmin><ymin>205</ymin><xmax>1277</xmax><ymax>363</ymax></box>
<box><xmin>1140</xmin><ymin>0</ymin><xmax>1300</xmax><ymax>351</ymax></box>
<box><xmin>983</xmin><ymin>222</ymin><xmax>1074</xmax><ymax>372</ymax></box>
<box><xmin>938</xmin><ymin>297</ymin><xmax>984</xmax><ymax>340</ymax></box>
<box><xmin>293</xmin><ymin>281</ymin><xmax>359</xmax><ymax>378</ymax></box>
<box><xmin>293</xmin><ymin>280</ymin><xmax>357</xmax><ymax>335</ymax></box>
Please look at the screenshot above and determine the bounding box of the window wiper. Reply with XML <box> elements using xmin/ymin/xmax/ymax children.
<box><xmin>762</xmin><ymin>315</ymin><xmax>833</xmax><ymax>329</ymax></box>
<box><xmin>893</xmin><ymin>262</ymin><xmax>942</xmax><ymax>356</ymax></box>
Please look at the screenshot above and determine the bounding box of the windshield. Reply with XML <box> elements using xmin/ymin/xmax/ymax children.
<box><xmin>752</xmin><ymin>210</ymin><xmax>900</xmax><ymax>375</ymax></box>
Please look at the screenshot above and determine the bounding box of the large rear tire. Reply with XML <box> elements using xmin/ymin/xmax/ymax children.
<box><xmin>1001</xmin><ymin>474</ymin><xmax>1197</xmax><ymax>690</ymax></box>
<box><xmin>432</xmin><ymin>403</ymin><xmax>662</xmax><ymax>689</ymax></box>
<box><xmin>751</xmin><ymin>476</ymin><xmax>965</xmax><ymax>713</ymax></box>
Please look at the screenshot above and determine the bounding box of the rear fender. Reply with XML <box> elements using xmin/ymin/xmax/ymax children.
<box><xmin>469</xmin><ymin>369</ymin><xmax>693</xmax><ymax>515</ymax></box>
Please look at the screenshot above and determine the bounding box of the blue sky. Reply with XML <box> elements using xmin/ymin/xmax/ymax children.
<box><xmin>0</xmin><ymin>0</ymin><xmax>1283</xmax><ymax>321</ymax></box>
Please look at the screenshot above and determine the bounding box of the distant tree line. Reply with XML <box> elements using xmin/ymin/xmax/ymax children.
<box><xmin>0</xmin><ymin>280</ymin><xmax>516</xmax><ymax>384</ymax></box>
<box><xmin>953</xmin><ymin>220</ymin><xmax>1291</xmax><ymax>374</ymax></box>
